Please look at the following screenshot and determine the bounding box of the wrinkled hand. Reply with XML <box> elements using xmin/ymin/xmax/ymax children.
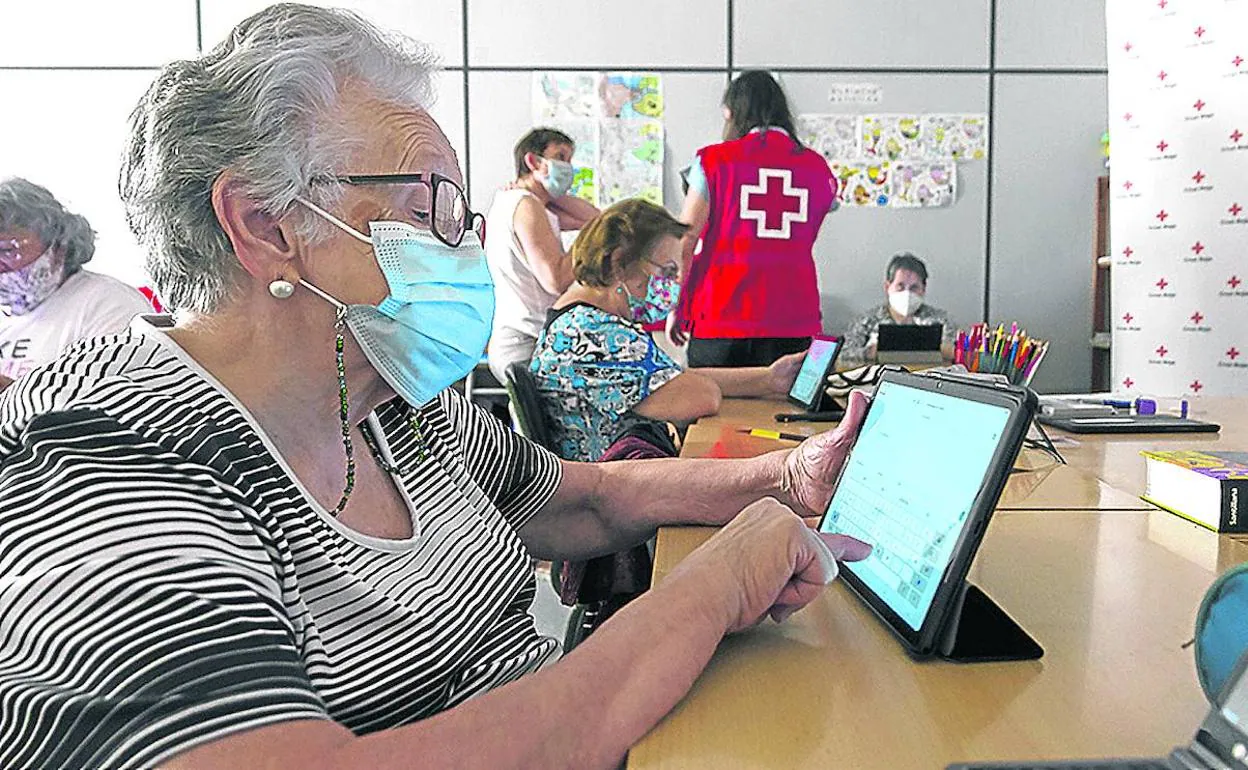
<box><xmin>780</xmin><ymin>390</ymin><xmax>870</xmax><ymax>517</ymax></box>
<box><xmin>670</xmin><ymin>498</ymin><xmax>872</xmax><ymax>632</ymax></box>
<box><xmin>666</xmin><ymin>312</ymin><xmax>688</xmax><ymax>346</ymax></box>
<box><xmin>766</xmin><ymin>351</ymin><xmax>807</xmax><ymax>396</ymax></box>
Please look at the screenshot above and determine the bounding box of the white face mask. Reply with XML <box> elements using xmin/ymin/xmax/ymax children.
<box><xmin>0</xmin><ymin>246</ymin><xmax>64</xmax><ymax>316</ymax></box>
<box><xmin>888</xmin><ymin>289</ymin><xmax>924</xmax><ymax>318</ymax></box>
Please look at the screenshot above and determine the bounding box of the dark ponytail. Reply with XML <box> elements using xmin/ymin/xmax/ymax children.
<box><xmin>721</xmin><ymin>70</ymin><xmax>804</xmax><ymax>152</ymax></box>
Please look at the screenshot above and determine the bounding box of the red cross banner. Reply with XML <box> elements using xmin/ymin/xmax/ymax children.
<box><xmin>1108</xmin><ymin>0</ymin><xmax>1248</xmax><ymax>397</ymax></box>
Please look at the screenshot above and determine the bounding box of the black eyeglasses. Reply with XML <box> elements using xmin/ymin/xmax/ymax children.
<box><xmin>310</xmin><ymin>172</ymin><xmax>485</xmax><ymax>247</ymax></box>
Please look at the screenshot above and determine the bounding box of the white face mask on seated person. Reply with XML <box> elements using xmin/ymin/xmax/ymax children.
<box><xmin>888</xmin><ymin>289</ymin><xmax>924</xmax><ymax>318</ymax></box>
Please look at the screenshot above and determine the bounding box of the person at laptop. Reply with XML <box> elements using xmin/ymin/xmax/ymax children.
<box><xmin>484</xmin><ymin>127</ymin><xmax>601</xmax><ymax>382</ymax></box>
<box><xmin>531</xmin><ymin>199</ymin><xmax>806</xmax><ymax>462</ymax></box>
<box><xmin>844</xmin><ymin>252</ymin><xmax>955</xmax><ymax>362</ymax></box>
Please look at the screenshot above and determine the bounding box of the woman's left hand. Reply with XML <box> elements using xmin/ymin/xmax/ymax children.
<box><xmin>766</xmin><ymin>351</ymin><xmax>807</xmax><ymax>396</ymax></box>
<box><xmin>779</xmin><ymin>391</ymin><xmax>870</xmax><ymax>516</ymax></box>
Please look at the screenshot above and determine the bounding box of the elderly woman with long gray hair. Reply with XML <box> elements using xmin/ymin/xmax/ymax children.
<box><xmin>0</xmin><ymin>5</ymin><xmax>872</xmax><ymax>769</ymax></box>
<box><xmin>0</xmin><ymin>177</ymin><xmax>150</xmax><ymax>388</ymax></box>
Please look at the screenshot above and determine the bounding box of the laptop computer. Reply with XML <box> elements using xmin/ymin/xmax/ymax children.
<box><xmin>877</xmin><ymin>323</ymin><xmax>944</xmax><ymax>364</ymax></box>
<box><xmin>947</xmin><ymin>646</ymin><xmax>1248</xmax><ymax>769</ymax></box>
<box><xmin>776</xmin><ymin>335</ymin><xmax>845</xmax><ymax>423</ymax></box>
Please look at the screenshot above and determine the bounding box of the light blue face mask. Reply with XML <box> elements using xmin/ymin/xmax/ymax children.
<box><xmin>296</xmin><ymin>198</ymin><xmax>495</xmax><ymax>408</ymax></box>
<box><xmin>541</xmin><ymin>158</ymin><xmax>575</xmax><ymax>198</ymax></box>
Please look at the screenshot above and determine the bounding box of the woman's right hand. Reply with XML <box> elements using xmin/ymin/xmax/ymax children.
<box><xmin>665</xmin><ymin>498</ymin><xmax>872</xmax><ymax>633</ymax></box>
<box><xmin>666</xmin><ymin>312</ymin><xmax>688</xmax><ymax>346</ymax></box>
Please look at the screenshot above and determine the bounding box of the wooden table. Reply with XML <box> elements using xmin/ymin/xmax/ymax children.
<box><xmin>629</xmin><ymin>513</ymin><xmax>1248</xmax><ymax>769</ymax></box>
<box><xmin>628</xmin><ymin>395</ymin><xmax>1248</xmax><ymax>768</ymax></box>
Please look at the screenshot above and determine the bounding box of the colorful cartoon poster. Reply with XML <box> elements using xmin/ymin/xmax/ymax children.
<box><xmin>861</xmin><ymin>115</ymin><xmax>922</xmax><ymax>161</ymax></box>
<box><xmin>533</xmin><ymin>72</ymin><xmax>599</xmax><ymax>120</ymax></box>
<box><xmin>597</xmin><ymin>119</ymin><xmax>664</xmax><ymax>206</ymax></box>
<box><xmin>796</xmin><ymin>114</ymin><xmax>862</xmax><ymax>162</ymax></box>
<box><xmin>830</xmin><ymin>159</ymin><xmax>892</xmax><ymax>208</ymax></box>
<box><xmin>919</xmin><ymin>114</ymin><xmax>988</xmax><ymax>161</ymax></box>
<box><xmin>600</xmin><ymin>72</ymin><xmax>664</xmax><ymax>119</ymax></box>
<box><xmin>892</xmin><ymin>161</ymin><xmax>957</xmax><ymax>207</ymax></box>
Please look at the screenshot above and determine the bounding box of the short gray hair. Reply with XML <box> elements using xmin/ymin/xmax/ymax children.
<box><xmin>0</xmin><ymin>177</ymin><xmax>96</xmax><ymax>274</ymax></box>
<box><xmin>120</xmin><ymin>3</ymin><xmax>440</xmax><ymax>313</ymax></box>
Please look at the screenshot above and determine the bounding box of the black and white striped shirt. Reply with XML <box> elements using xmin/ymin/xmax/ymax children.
<box><xmin>0</xmin><ymin>321</ymin><xmax>564</xmax><ymax>769</ymax></box>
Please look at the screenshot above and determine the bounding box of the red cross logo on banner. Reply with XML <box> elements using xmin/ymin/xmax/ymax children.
<box><xmin>1124</xmin><ymin>180</ymin><xmax>1134</xmax><ymax>191</ymax></box>
<box><xmin>1232</xmin><ymin>129</ymin><xmax>1244</xmax><ymax>144</ymax></box>
<box><xmin>1192</xmin><ymin>170</ymin><xmax>1206</xmax><ymax>184</ymax></box>
<box><xmin>1123</xmin><ymin>312</ymin><xmax>1134</xmax><ymax>324</ymax></box>
<box><xmin>1191</xmin><ymin>380</ymin><xmax>1204</xmax><ymax>393</ymax></box>
<box><xmin>1156</xmin><ymin>209</ymin><xmax>1169</xmax><ymax>222</ymax></box>
<box><xmin>1124</xmin><ymin>112</ymin><xmax>1133</xmax><ymax>122</ymax></box>
<box><xmin>1156</xmin><ymin>277</ymin><xmax>1169</xmax><ymax>290</ymax></box>
<box><xmin>739</xmin><ymin>168</ymin><xmax>809</xmax><ymax>240</ymax></box>
<box><xmin>1156</xmin><ymin>139</ymin><xmax>1169</xmax><ymax>152</ymax></box>
<box><xmin>1229</xmin><ymin>275</ymin><xmax>1243</xmax><ymax>289</ymax></box>
<box><xmin>1122</xmin><ymin>245</ymin><xmax>1134</xmax><ymax>258</ymax></box>
<box><xmin>1229</xmin><ymin>348</ymin><xmax>1242</xmax><ymax>361</ymax></box>
<box><xmin>1231</xmin><ymin>202</ymin><xmax>1243</xmax><ymax>216</ymax></box>
<box><xmin>1158</xmin><ymin>70</ymin><xmax>1169</xmax><ymax>81</ymax></box>
<box><xmin>1192</xmin><ymin>241</ymin><xmax>1206</xmax><ymax>255</ymax></box>
<box><xmin>1123</xmin><ymin>377</ymin><xmax>1135</xmax><ymax>389</ymax></box>
<box><xmin>1190</xmin><ymin>310</ymin><xmax>1205</xmax><ymax>324</ymax></box>
<box><xmin>1194</xmin><ymin>99</ymin><xmax>1206</xmax><ymax>112</ymax></box>
<box><xmin>1124</xmin><ymin>42</ymin><xmax>1134</xmax><ymax>53</ymax></box>
<box><xmin>1157</xmin><ymin>0</ymin><xmax>1167</xmax><ymax>9</ymax></box>
<box><xmin>1195</xmin><ymin>26</ymin><xmax>1206</xmax><ymax>38</ymax></box>
<box><xmin>1235</xmin><ymin>56</ymin><xmax>1245</xmax><ymax>68</ymax></box>
<box><xmin>1156</xmin><ymin>345</ymin><xmax>1169</xmax><ymax>358</ymax></box>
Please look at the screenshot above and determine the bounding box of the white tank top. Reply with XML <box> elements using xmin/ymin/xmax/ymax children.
<box><xmin>484</xmin><ymin>189</ymin><xmax>563</xmax><ymax>342</ymax></box>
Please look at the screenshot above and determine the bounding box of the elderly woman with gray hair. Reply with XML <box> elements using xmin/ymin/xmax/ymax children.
<box><xmin>0</xmin><ymin>5</ymin><xmax>871</xmax><ymax>769</ymax></box>
<box><xmin>0</xmin><ymin>177</ymin><xmax>150</xmax><ymax>388</ymax></box>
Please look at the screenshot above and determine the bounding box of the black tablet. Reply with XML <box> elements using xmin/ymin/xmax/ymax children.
<box><xmin>787</xmin><ymin>335</ymin><xmax>844</xmax><ymax>410</ymax></box>
<box><xmin>817</xmin><ymin>370</ymin><xmax>1037</xmax><ymax>658</ymax></box>
<box><xmin>1036</xmin><ymin>413</ymin><xmax>1220</xmax><ymax>434</ymax></box>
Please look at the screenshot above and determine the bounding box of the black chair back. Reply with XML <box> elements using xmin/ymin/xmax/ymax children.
<box><xmin>504</xmin><ymin>362</ymin><xmax>555</xmax><ymax>451</ymax></box>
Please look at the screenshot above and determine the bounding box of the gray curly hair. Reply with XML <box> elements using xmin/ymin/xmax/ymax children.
<box><xmin>120</xmin><ymin>3</ymin><xmax>440</xmax><ymax>314</ymax></box>
<box><xmin>0</xmin><ymin>177</ymin><xmax>96</xmax><ymax>274</ymax></box>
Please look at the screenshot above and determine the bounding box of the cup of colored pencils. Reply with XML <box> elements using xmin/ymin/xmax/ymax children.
<box><xmin>954</xmin><ymin>322</ymin><xmax>1048</xmax><ymax>386</ymax></box>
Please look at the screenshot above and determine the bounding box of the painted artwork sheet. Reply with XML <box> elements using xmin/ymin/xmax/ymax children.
<box><xmin>796</xmin><ymin>114</ymin><xmax>862</xmax><ymax>162</ymax></box>
<box><xmin>919</xmin><ymin>114</ymin><xmax>988</xmax><ymax>161</ymax></box>
<box><xmin>892</xmin><ymin>161</ymin><xmax>957</xmax><ymax>207</ymax></box>
<box><xmin>597</xmin><ymin>119</ymin><xmax>664</xmax><ymax>206</ymax></box>
<box><xmin>830</xmin><ymin>159</ymin><xmax>892</xmax><ymax>208</ymax></box>
<box><xmin>861</xmin><ymin>115</ymin><xmax>922</xmax><ymax>161</ymax></box>
<box><xmin>533</xmin><ymin>72</ymin><xmax>600</xmax><ymax>120</ymax></box>
<box><xmin>600</xmin><ymin>72</ymin><xmax>664</xmax><ymax>119</ymax></box>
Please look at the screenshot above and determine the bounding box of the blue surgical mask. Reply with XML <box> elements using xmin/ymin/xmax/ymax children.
<box><xmin>541</xmin><ymin>158</ymin><xmax>575</xmax><ymax>198</ymax></box>
<box><xmin>296</xmin><ymin>198</ymin><xmax>495</xmax><ymax>408</ymax></box>
<box><xmin>624</xmin><ymin>274</ymin><xmax>680</xmax><ymax>325</ymax></box>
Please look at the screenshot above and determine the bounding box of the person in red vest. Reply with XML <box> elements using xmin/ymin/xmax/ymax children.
<box><xmin>670</xmin><ymin>71</ymin><xmax>838</xmax><ymax>368</ymax></box>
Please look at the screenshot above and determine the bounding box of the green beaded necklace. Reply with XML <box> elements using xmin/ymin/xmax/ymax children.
<box><xmin>329</xmin><ymin>306</ymin><xmax>428</xmax><ymax>516</ymax></box>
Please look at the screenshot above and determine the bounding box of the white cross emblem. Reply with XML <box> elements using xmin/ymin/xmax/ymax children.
<box><xmin>739</xmin><ymin>168</ymin><xmax>809</xmax><ymax>239</ymax></box>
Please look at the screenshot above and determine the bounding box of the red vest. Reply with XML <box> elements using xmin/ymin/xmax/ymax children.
<box><xmin>679</xmin><ymin>130</ymin><xmax>835</xmax><ymax>339</ymax></box>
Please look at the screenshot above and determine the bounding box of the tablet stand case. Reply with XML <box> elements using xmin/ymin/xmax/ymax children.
<box><xmin>936</xmin><ymin>582</ymin><xmax>1043</xmax><ymax>662</ymax></box>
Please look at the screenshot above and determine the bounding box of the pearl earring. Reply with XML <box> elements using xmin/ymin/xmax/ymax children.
<box><xmin>268</xmin><ymin>279</ymin><xmax>295</xmax><ymax>299</ymax></box>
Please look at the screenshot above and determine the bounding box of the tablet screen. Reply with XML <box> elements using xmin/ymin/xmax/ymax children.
<box><xmin>819</xmin><ymin>379</ymin><xmax>1011</xmax><ymax>631</ymax></box>
<box><xmin>789</xmin><ymin>337</ymin><xmax>840</xmax><ymax>408</ymax></box>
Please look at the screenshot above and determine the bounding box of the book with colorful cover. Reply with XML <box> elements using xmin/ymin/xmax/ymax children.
<box><xmin>1141</xmin><ymin>450</ymin><xmax>1248</xmax><ymax>533</ymax></box>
